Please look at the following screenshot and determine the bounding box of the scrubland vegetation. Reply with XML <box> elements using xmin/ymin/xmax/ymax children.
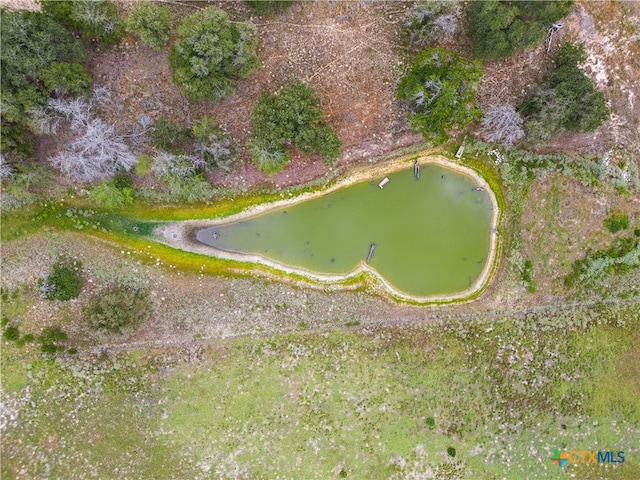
<box><xmin>1</xmin><ymin>0</ymin><xmax>639</xmax><ymax>478</ymax></box>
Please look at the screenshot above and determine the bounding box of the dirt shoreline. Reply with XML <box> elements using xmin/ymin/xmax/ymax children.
<box><xmin>153</xmin><ymin>152</ymin><xmax>500</xmax><ymax>303</ymax></box>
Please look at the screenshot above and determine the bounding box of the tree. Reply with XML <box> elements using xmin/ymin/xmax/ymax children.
<box><xmin>520</xmin><ymin>42</ymin><xmax>609</xmax><ymax>142</ymax></box>
<box><xmin>479</xmin><ymin>104</ymin><xmax>525</xmax><ymax>145</ymax></box>
<box><xmin>41</xmin><ymin>0</ymin><xmax>125</xmax><ymax>47</ymax></box>
<box><xmin>192</xmin><ymin>117</ymin><xmax>237</xmax><ymax>173</ymax></box>
<box><xmin>397</xmin><ymin>48</ymin><xmax>483</xmax><ymax>144</ymax></box>
<box><xmin>42</xmin><ymin>62</ymin><xmax>92</xmax><ymax>97</ymax></box>
<box><xmin>41</xmin><ymin>97</ymin><xmax>137</xmax><ymax>182</ymax></box>
<box><xmin>467</xmin><ymin>1</ymin><xmax>573</xmax><ymax>61</ymax></box>
<box><xmin>125</xmin><ymin>2</ymin><xmax>172</xmax><ymax>50</ymax></box>
<box><xmin>251</xmin><ymin>81</ymin><xmax>342</xmax><ymax>173</ymax></box>
<box><xmin>169</xmin><ymin>6</ymin><xmax>259</xmax><ymax>100</ymax></box>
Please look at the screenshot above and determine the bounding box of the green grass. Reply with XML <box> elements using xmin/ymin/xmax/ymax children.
<box><xmin>2</xmin><ymin>304</ymin><xmax>639</xmax><ymax>478</ymax></box>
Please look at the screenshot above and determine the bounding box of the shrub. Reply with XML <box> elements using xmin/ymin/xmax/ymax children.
<box><xmin>467</xmin><ymin>1</ymin><xmax>574</xmax><ymax>61</ymax></box>
<box><xmin>2</xmin><ymin>325</ymin><xmax>20</xmax><ymax>342</ymax></box>
<box><xmin>39</xmin><ymin>260</ymin><xmax>83</xmax><ymax>301</ymax></box>
<box><xmin>520</xmin><ymin>42</ymin><xmax>608</xmax><ymax>142</ymax></box>
<box><xmin>251</xmin><ymin>81</ymin><xmax>342</xmax><ymax>173</ymax></box>
<box><xmin>447</xmin><ymin>447</ymin><xmax>456</xmax><ymax>458</ymax></box>
<box><xmin>192</xmin><ymin>117</ymin><xmax>237</xmax><ymax>173</ymax></box>
<box><xmin>125</xmin><ymin>2</ymin><xmax>172</xmax><ymax>50</ymax></box>
<box><xmin>405</xmin><ymin>0</ymin><xmax>460</xmax><ymax>45</ymax></box>
<box><xmin>397</xmin><ymin>47</ymin><xmax>483</xmax><ymax>144</ymax></box>
<box><xmin>90</xmin><ymin>180</ymin><xmax>134</xmax><ymax>208</ymax></box>
<box><xmin>83</xmin><ymin>286</ymin><xmax>149</xmax><ymax>333</ymax></box>
<box><xmin>42</xmin><ymin>62</ymin><xmax>92</xmax><ymax>98</ymax></box>
<box><xmin>38</xmin><ymin>326</ymin><xmax>67</xmax><ymax>354</ymax></box>
<box><xmin>151</xmin><ymin>118</ymin><xmax>192</xmax><ymax>152</ymax></box>
<box><xmin>169</xmin><ymin>7</ymin><xmax>258</xmax><ymax>100</ymax></box>
<box><xmin>246</xmin><ymin>1</ymin><xmax>292</xmax><ymax>15</ymax></box>
<box><xmin>604</xmin><ymin>211</ymin><xmax>629</xmax><ymax>234</ymax></box>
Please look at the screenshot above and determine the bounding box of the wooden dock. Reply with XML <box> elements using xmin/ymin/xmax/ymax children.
<box><xmin>366</xmin><ymin>243</ymin><xmax>376</xmax><ymax>264</ymax></box>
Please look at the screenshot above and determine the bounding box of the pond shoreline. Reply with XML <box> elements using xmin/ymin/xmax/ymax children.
<box><xmin>153</xmin><ymin>152</ymin><xmax>500</xmax><ymax>304</ymax></box>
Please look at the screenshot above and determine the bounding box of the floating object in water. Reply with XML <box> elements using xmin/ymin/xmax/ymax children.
<box><xmin>378</xmin><ymin>177</ymin><xmax>390</xmax><ymax>189</ymax></box>
<box><xmin>455</xmin><ymin>146</ymin><xmax>465</xmax><ymax>158</ymax></box>
<box><xmin>366</xmin><ymin>243</ymin><xmax>376</xmax><ymax>264</ymax></box>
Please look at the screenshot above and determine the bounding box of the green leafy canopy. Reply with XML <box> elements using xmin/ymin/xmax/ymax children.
<box><xmin>169</xmin><ymin>6</ymin><xmax>258</xmax><ymax>100</ymax></box>
<box><xmin>251</xmin><ymin>81</ymin><xmax>342</xmax><ymax>174</ymax></box>
<box><xmin>397</xmin><ymin>48</ymin><xmax>483</xmax><ymax>144</ymax></box>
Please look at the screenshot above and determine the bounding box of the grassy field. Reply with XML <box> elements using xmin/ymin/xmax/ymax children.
<box><xmin>2</xmin><ymin>301</ymin><xmax>639</xmax><ymax>479</ymax></box>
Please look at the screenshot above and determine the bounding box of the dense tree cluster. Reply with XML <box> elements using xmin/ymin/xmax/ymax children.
<box><xmin>41</xmin><ymin>0</ymin><xmax>124</xmax><ymax>47</ymax></box>
<box><xmin>520</xmin><ymin>42</ymin><xmax>609</xmax><ymax>142</ymax></box>
<box><xmin>169</xmin><ymin>7</ymin><xmax>259</xmax><ymax>100</ymax></box>
<box><xmin>251</xmin><ymin>81</ymin><xmax>342</xmax><ymax>174</ymax></box>
<box><xmin>467</xmin><ymin>1</ymin><xmax>573</xmax><ymax>61</ymax></box>
<box><xmin>0</xmin><ymin>9</ymin><xmax>89</xmax><ymax>157</ymax></box>
<box><xmin>397</xmin><ymin>48</ymin><xmax>483</xmax><ymax>144</ymax></box>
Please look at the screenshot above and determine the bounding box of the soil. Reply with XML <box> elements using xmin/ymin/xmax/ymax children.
<box><xmin>86</xmin><ymin>0</ymin><xmax>422</xmax><ymax>191</ymax></box>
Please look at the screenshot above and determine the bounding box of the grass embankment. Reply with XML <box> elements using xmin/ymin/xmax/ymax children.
<box><xmin>2</xmin><ymin>303</ymin><xmax>638</xmax><ymax>479</ymax></box>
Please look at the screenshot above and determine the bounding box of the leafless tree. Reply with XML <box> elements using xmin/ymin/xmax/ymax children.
<box><xmin>479</xmin><ymin>105</ymin><xmax>525</xmax><ymax>145</ymax></box>
<box><xmin>44</xmin><ymin>97</ymin><xmax>137</xmax><ymax>182</ymax></box>
<box><xmin>151</xmin><ymin>151</ymin><xmax>200</xmax><ymax>179</ymax></box>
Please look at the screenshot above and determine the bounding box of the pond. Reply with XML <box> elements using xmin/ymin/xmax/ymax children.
<box><xmin>195</xmin><ymin>159</ymin><xmax>498</xmax><ymax>300</ymax></box>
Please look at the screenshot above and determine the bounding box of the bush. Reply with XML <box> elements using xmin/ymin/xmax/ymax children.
<box><xmin>39</xmin><ymin>260</ymin><xmax>83</xmax><ymax>301</ymax></box>
<box><xmin>151</xmin><ymin>118</ymin><xmax>192</xmax><ymax>152</ymax></box>
<box><xmin>467</xmin><ymin>1</ymin><xmax>574</xmax><ymax>61</ymax></box>
<box><xmin>397</xmin><ymin>48</ymin><xmax>483</xmax><ymax>144</ymax></box>
<box><xmin>520</xmin><ymin>43</ymin><xmax>609</xmax><ymax>142</ymax></box>
<box><xmin>405</xmin><ymin>0</ymin><xmax>460</xmax><ymax>45</ymax></box>
<box><xmin>126</xmin><ymin>2</ymin><xmax>172</xmax><ymax>50</ymax></box>
<box><xmin>251</xmin><ymin>81</ymin><xmax>342</xmax><ymax>173</ymax></box>
<box><xmin>169</xmin><ymin>7</ymin><xmax>258</xmax><ymax>100</ymax></box>
<box><xmin>83</xmin><ymin>286</ymin><xmax>149</xmax><ymax>333</ymax></box>
<box><xmin>2</xmin><ymin>325</ymin><xmax>20</xmax><ymax>342</ymax></box>
<box><xmin>246</xmin><ymin>1</ymin><xmax>292</xmax><ymax>15</ymax></box>
<box><xmin>42</xmin><ymin>0</ymin><xmax>125</xmax><ymax>47</ymax></box>
<box><xmin>447</xmin><ymin>447</ymin><xmax>456</xmax><ymax>458</ymax></box>
<box><xmin>604</xmin><ymin>211</ymin><xmax>629</xmax><ymax>234</ymax></box>
<box><xmin>90</xmin><ymin>179</ymin><xmax>134</xmax><ymax>208</ymax></box>
<box><xmin>38</xmin><ymin>326</ymin><xmax>67</xmax><ymax>354</ymax></box>
<box><xmin>192</xmin><ymin>117</ymin><xmax>237</xmax><ymax>173</ymax></box>
<box><xmin>42</xmin><ymin>62</ymin><xmax>92</xmax><ymax>98</ymax></box>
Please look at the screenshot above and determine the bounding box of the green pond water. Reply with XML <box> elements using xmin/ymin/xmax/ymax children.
<box><xmin>196</xmin><ymin>164</ymin><xmax>494</xmax><ymax>297</ymax></box>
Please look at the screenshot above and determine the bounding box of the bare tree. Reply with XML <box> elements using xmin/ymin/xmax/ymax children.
<box><xmin>479</xmin><ymin>105</ymin><xmax>525</xmax><ymax>145</ymax></box>
<box><xmin>151</xmin><ymin>151</ymin><xmax>200</xmax><ymax>179</ymax></box>
<box><xmin>45</xmin><ymin>97</ymin><xmax>136</xmax><ymax>182</ymax></box>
